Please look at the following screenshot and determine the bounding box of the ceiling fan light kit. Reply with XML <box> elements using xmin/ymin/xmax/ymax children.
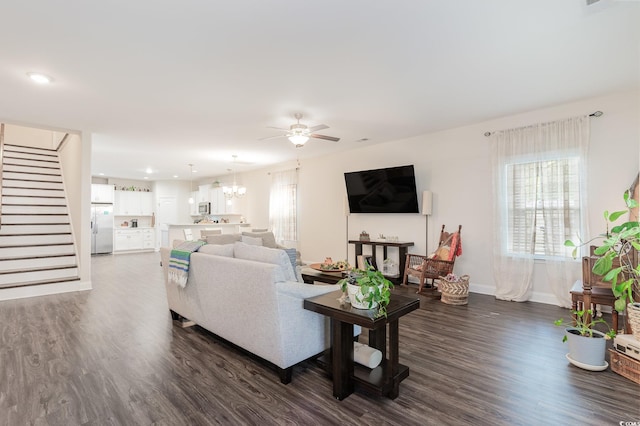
<box><xmin>262</xmin><ymin>113</ymin><xmax>340</xmax><ymax>147</ymax></box>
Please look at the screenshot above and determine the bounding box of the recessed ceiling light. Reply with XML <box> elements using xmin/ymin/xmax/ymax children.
<box><xmin>98</xmin><ymin>173</ymin><xmax>105</xmax><ymax>176</ymax></box>
<box><xmin>145</xmin><ymin>167</ymin><xmax>153</xmax><ymax>174</ymax></box>
<box><xmin>144</xmin><ymin>176</ymin><xmax>149</xmax><ymax>180</ymax></box>
<box><xmin>173</xmin><ymin>175</ymin><xmax>179</xmax><ymax>178</ymax></box>
<box><xmin>27</xmin><ymin>72</ymin><xmax>53</xmax><ymax>84</ymax></box>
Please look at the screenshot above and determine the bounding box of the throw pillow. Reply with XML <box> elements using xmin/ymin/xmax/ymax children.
<box><xmin>206</xmin><ymin>234</ymin><xmax>242</xmax><ymax>245</ymax></box>
<box><xmin>198</xmin><ymin>243</ymin><xmax>234</xmax><ymax>257</ymax></box>
<box><xmin>241</xmin><ymin>231</ymin><xmax>278</xmax><ymax>249</ymax></box>
<box><xmin>283</xmin><ymin>248</ymin><xmax>298</xmax><ymax>273</ymax></box>
<box><xmin>241</xmin><ymin>235</ymin><xmax>263</xmax><ymax>246</ymax></box>
<box><xmin>233</xmin><ymin>242</ymin><xmax>297</xmax><ymax>282</ymax></box>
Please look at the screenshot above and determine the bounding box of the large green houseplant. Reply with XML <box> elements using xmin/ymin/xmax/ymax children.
<box><xmin>338</xmin><ymin>266</ymin><xmax>394</xmax><ymax>318</ymax></box>
<box><xmin>565</xmin><ymin>190</ymin><xmax>640</xmax><ymax>316</ymax></box>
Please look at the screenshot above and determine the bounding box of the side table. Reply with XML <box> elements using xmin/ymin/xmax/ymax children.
<box><xmin>304</xmin><ymin>290</ymin><xmax>419</xmax><ymax>400</ymax></box>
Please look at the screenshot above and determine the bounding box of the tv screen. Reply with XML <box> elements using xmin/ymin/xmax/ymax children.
<box><xmin>344</xmin><ymin>165</ymin><xmax>419</xmax><ymax>213</ymax></box>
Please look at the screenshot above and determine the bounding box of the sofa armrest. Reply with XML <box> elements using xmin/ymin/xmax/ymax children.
<box><xmin>276</xmin><ymin>281</ymin><xmax>340</xmax><ymax>299</ymax></box>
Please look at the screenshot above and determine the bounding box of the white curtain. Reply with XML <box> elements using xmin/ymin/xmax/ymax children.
<box><xmin>491</xmin><ymin>116</ymin><xmax>590</xmax><ymax>306</ymax></box>
<box><xmin>269</xmin><ymin>169</ymin><xmax>298</xmax><ymax>244</ymax></box>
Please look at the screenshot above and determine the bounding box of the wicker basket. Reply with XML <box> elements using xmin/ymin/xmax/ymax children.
<box><xmin>628</xmin><ymin>303</ymin><xmax>640</xmax><ymax>341</ymax></box>
<box><xmin>438</xmin><ymin>274</ymin><xmax>470</xmax><ymax>305</ymax></box>
<box><xmin>609</xmin><ymin>349</ymin><xmax>640</xmax><ymax>384</ymax></box>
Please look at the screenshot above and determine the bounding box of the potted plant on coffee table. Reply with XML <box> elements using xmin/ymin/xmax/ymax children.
<box><xmin>338</xmin><ymin>265</ymin><xmax>393</xmax><ymax>318</ymax></box>
<box><xmin>554</xmin><ymin>309</ymin><xmax>616</xmax><ymax>371</ymax></box>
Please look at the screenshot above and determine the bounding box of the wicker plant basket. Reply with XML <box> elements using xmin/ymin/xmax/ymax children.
<box><xmin>438</xmin><ymin>274</ymin><xmax>470</xmax><ymax>305</ymax></box>
<box><xmin>628</xmin><ymin>302</ymin><xmax>640</xmax><ymax>341</ymax></box>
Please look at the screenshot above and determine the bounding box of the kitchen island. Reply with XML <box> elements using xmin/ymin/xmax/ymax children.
<box><xmin>162</xmin><ymin>222</ymin><xmax>252</xmax><ymax>246</ymax></box>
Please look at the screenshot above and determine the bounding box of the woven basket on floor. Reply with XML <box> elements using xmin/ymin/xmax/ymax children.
<box><xmin>438</xmin><ymin>274</ymin><xmax>470</xmax><ymax>305</ymax></box>
<box><xmin>628</xmin><ymin>303</ymin><xmax>640</xmax><ymax>341</ymax></box>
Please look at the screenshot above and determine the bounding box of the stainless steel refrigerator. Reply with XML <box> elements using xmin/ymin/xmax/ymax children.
<box><xmin>91</xmin><ymin>203</ymin><xmax>114</xmax><ymax>254</ymax></box>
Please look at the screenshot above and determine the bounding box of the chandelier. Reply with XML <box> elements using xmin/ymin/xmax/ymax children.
<box><xmin>223</xmin><ymin>155</ymin><xmax>246</xmax><ymax>199</ymax></box>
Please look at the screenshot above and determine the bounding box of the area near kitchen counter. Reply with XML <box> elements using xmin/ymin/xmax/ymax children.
<box><xmin>162</xmin><ymin>221</ymin><xmax>251</xmax><ymax>246</ymax></box>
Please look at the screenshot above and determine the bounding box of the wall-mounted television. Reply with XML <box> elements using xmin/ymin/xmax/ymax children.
<box><xmin>344</xmin><ymin>165</ymin><xmax>419</xmax><ymax>213</ymax></box>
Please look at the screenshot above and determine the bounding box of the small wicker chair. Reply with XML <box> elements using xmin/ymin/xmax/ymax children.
<box><xmin>403</xmin><ymin>225</ymin><xmax>462</xmax><ymax>294</ymax></box>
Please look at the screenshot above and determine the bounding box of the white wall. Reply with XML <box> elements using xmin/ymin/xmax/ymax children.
<box><xmin>239</xmin><ymin>90</ymin><xmax>639</xmax><ymax>305</ymax></box>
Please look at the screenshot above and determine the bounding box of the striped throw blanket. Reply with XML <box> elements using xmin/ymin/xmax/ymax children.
<box><xmin>168</xmin><ymin>240</ymin><xmax>206</xmax><ymax>288</ymax></box>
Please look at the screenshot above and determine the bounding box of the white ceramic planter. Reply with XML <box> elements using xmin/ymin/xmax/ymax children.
<box><xmin>565</xmin><ymin>327</ymin><xmax>607</xmax><ymax>369</ymax></box>
<box><xmin>347</xmin><ymin>283</ymin><xmax>378</xmax><ymax>310</ymax></box>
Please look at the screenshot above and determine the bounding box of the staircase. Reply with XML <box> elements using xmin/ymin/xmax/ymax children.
<box><xmin>0</xmin><ymin>143</ymin><xmax>80</xmax><ymax>289</ymax></box>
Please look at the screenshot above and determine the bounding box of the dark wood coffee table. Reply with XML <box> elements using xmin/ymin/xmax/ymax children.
<box><xmin>301</xmin><ymin>267</ymin><xmax>345</xmax><ymax>285</ymax></box>
<box><xmin>304</xmin><ymin>290</ymin><xmax>419</xmax><ymax>400</ymax></box>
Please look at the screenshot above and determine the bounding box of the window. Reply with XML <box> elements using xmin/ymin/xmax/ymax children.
<box><xmin>505</xmin><ymin>156</ymin><xmax>581</xmax><ymax>258</ymax></box>
<box><xmin>269</xmin><ymin>169</ymin><xmax>298</xmax><ymax>243</ymax></box>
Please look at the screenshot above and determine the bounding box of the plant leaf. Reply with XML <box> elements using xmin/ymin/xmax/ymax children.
<box><xmin>608</xmin><ymin>210</ymin><xmax>627</xmax><ymax>222</ymax></box>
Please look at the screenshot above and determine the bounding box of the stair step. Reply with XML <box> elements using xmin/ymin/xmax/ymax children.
<box><xmin>0</xmin><ymin>276</ymin><xmax>80</xmax><ymax>290</ymax></box>
<box><xmin>4</xmin><ymin>144</ymin><xmax>57</xmax><ymax>155</ymax></box>
<box><xmin>2</xmin><ymin>187</ymin><xmax>64</xmax><ymax>197</ymax></box>
<box><xmin>1</xmin><ymin>205</ymin><xmax>68</xmax><ymax>214</ymax></box>
<box><xmin>3</xmin><ymin>164</ymin><xmax>60</xmax><ymax>175</ymax></box>
<box><xmin>0</xmin><ymin>224</ymin><xmax>71</xmax><ymax>235</ymax></box>
<box><xmin>1</xmin><ymin>150</ymin><xmax>58</xmax><ymax>162</ymax></box>
<box><xmin>2</xmin><ymin>196</ymin><xmax>66</xmax><ymax>206</ymax></box>
<box><xmin>2</xmin><ymin>157</ymin><xmax>59</xmax><ymax>168</ymax></box>
<box><xmin>1</xmin><ymin>179</ymin><xmax>64</xmax><ymax>190</ymax></box>
<box><xmin>0</xmin><ymin>255</ymin><xmax>77</xmax><ymax>272</ymax></box>
<box><xmin>0</xmin><ymin>244</ymin><xmax>75</xmax><ymax>258</ymax></box>
<box><xmin>0</xmin><ymin>234</ymin><xmax>73</xmax><ymax>246</ymax></box>
<box><xmin>0</xmin><ymin>266</ymin><xmax>79</xmax><ymax>285</ymax></box>
<box><xmin>0</xmin><ymin>215</ymin><xmax>70</xmax><ymax>224</ymax></box>
<box><xmin>1</xmin><ymin>172</ymin><xmax>63</xmax><ymax>183</ymax></box>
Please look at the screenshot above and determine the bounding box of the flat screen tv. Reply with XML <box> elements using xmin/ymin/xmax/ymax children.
<box><xmin>344</xmin><ymin>165</ymin><xmax>419</xmax><ymax>213</ymax></box>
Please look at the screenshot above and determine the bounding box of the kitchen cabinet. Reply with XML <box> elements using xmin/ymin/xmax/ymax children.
<box><xmin>198</xmin><ymin>184</ymin><xmax>211</xmax><ymax>203</ymax></box>
<box><xmin>114</xmin><ymin>191</ymin><xmax>154</xmax><ymax>216</ymax></box>
<box><xmin>114</xmin><ymin>229</ymin><xmax>144</xmax><ymax>251</ymax></box>
<box><xmin>142</xmin><ymin>229</ymin><xmax>155</xmax><ymax>249</ymax></box>
<box><xmin>114</xmin><ymin>228</ymin><xmax>155</xmax><ymax>251</ymax></box>
<box><xmin>210</xmin><ymin>187</ymin><xmax>227</xmax><ymax>214</ymax></box>
<box><xmin>91</xmin><ymin>184</ymin><xmax>114</xmax><ymax>203</ymax></box>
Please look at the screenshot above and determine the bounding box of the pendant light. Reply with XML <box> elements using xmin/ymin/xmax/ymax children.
<box><xmin>223</xmin><ymin>155</ymin><xmax>246</xmax><ymax>199</ymax></box>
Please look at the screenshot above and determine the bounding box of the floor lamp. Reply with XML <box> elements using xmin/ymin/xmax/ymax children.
<box><xmin>422</xmin><ymin>191</ymin><xmax>433</xmax><ymax>253</ymax></box>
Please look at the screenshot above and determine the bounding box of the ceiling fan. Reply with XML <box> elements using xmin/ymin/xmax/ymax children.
<box><xmin>260</xmin><ymin>113</ymin><xmax>340</xmax><ymax>147</ymax></box>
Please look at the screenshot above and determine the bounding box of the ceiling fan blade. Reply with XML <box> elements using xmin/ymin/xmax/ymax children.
<box><xmin>308</xmin><ymin>124</ymin><xmax>329</xmax><ymax>132</ymax></box>
<box><xmin>310</xmin><ymin>134</ymin><xmax>340</xmax><ymax>142</ymax></box>
<box><xmin>266</xmin><ymin>126</ymin><xmax>290</xmax><ymax>131</ymax></box>
<box><xmin>258</xmin><ymin>134</ymin><xmax>287</xmax><ymax>141</ymax></box>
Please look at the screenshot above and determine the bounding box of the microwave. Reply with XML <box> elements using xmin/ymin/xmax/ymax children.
<box><xmin>198</xmin><ymin>202</ymin><xmax>210</xmax><ymax>215</ymax></box>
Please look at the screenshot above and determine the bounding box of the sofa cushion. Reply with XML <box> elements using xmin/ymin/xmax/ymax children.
<box><xmin>206</xmin><ymin>234</ymin><xmax>242</xmax><ymax>245</ymax></box>
<box><xmin>242</xmin><ymin>231</ymin><xmax>278</xmax><ymax>248</ymax></box>
<box><xmin>198</xmin><ymin>243</ymin><xmax>235</xmax><ymax>257</ymax></box>
<box><xmin>241</xmin><ymin>235</ymin><xmax>263</xmax><ymax>246</ymax></box>
<box><xmin>233</xmin><ymin>242</ymin><xmax>297</xmax><ymax>283</ymax></box>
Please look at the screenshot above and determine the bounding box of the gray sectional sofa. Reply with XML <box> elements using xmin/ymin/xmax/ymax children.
<box><xmin>160</xmin><ymin>241</ymin><xmax>349</xmax><ymax>383</ymax></box>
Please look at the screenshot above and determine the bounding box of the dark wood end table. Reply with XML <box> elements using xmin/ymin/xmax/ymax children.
<box><xmin>304</xmin><ymin>290</ymin><xmax>419</xmax><ymax>400</ymax></box>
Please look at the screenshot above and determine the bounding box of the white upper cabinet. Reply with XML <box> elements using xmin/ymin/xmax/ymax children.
<box><xmin>114</xmin><ymin>191</ymin><xmax>154</xmax><ymax>216</ymax></box>
<box><xmin>91</xmin><ymin>184</ymin><xmax>114</xmax><ymax>203</ymax></box>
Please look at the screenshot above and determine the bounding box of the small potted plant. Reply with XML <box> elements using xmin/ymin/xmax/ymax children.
<box><xmin>338</xmin><ymin>265</ymin><xmax>393</xmax><ymax>318</ymax></box>
<box><xmin>554</xmin><ymin>309</ymin><xmax>615</xmax><ymax>370</ymax></box>
<box><xmin>565</xmin><ymin>190</ymin><xmax>640</xmax><ymax>336</ymax></box>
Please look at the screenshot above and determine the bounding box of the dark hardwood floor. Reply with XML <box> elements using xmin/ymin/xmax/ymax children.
<box><xmin>0</xmin><ymin>251</ymin><xmax>638</xmax><ymax>425</ymax></box>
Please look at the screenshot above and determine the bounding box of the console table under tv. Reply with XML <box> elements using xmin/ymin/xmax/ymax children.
<box><xmin>348</xmin><ymin>240</ymin><xmax>414</xmax><ymax>284</ymax></box>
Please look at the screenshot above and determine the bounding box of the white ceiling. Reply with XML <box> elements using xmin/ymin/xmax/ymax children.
<box><xmin>0</xmin><ymin>0</ymin><xmax>638</xmax><ymax>181</ymax></box>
